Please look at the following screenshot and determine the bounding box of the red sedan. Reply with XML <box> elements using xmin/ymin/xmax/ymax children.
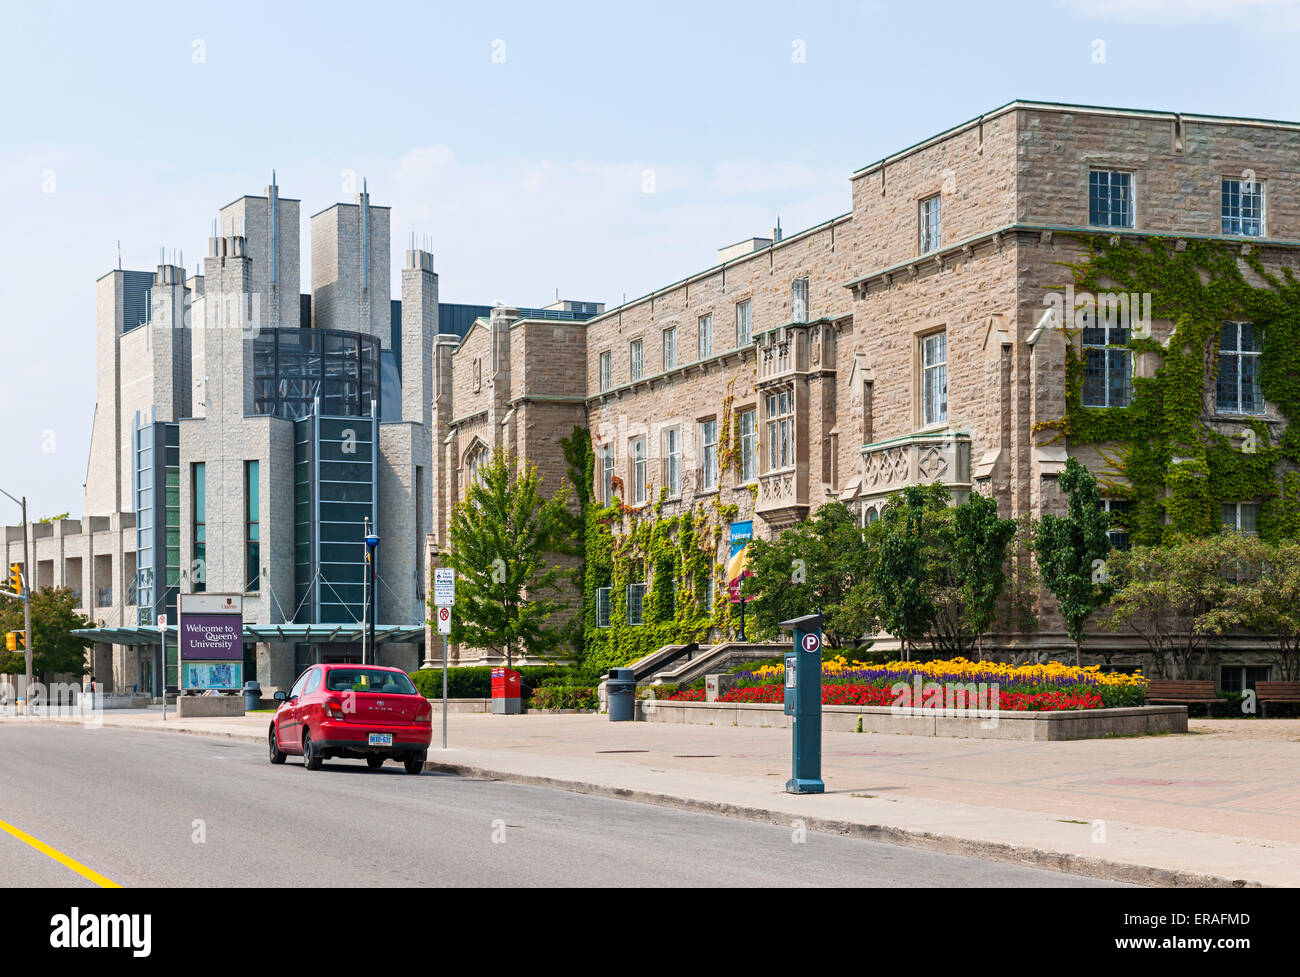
<box><xmin>269</xmin><ymin>664</ymin><xmax>432</xmax><ymax>774</ymax></box>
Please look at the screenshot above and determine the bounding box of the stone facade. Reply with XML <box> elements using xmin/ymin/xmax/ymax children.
<box><xmin>423</xmin><ymin>100</ymin><xmax>1300</xmax><ymax>675</ymax></box>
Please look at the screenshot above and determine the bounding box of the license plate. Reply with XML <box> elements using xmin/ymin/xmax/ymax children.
<box><xmin>368</xmin><ymin>733</ymin><xmax>393</xmax><ymax>747</ymax></box>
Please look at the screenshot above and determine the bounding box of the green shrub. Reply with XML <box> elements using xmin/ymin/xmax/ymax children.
<box><xmin>409</xmin><ymin>665</ymin><xmax>575</xmax><ymax>699</ymax></box>
<box><xmin>529</xmin><ymin>686</ymin><xmax>598</xmax><ymax>710</ymax></box>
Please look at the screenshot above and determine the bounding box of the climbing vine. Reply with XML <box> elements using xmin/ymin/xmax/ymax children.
<box><xmin>563</xmin><ymin>428</ymin><xmax>741</xmax><ymax>674</ymax></box>
<box><xmin>717</xmin><ymin>378</ymin><xmax>739</xmax><ymax>476</ymax></box>
<box><xmin>1039</xmin><ymin>235</ymin><xmax>1300</xmax><ymax>544</ymax></box>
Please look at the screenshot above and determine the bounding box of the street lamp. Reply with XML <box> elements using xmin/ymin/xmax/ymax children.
<box><xmin>363</xmin><ymin>522</ymin><xmax>379</xmax><ymax>665</ymax></box>
<box><xmin>0</xmin><ymin>489</ymin><xmax>32</xmax><ymax>713</ymax></box>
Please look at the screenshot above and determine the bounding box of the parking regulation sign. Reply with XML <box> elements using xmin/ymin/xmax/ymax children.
<box><xmin>436</xmin><ymin>605</ymin><xmax>451</xmax><ymax>635</ymax></box>
<box><xmin>434</xmin><ymin>567</ymin><xmax>455</xmax><ymax>606</ymax></box>
<box><xmin>801</xmin><ymin>632</ymin><xmax>820</xmax><ymax>654</ymax></box>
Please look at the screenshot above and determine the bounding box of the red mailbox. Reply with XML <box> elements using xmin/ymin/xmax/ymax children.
<box><xmin>491</xmin><ymin>667</ymin><xmax>522</xmax><ymax>714</ymax></box>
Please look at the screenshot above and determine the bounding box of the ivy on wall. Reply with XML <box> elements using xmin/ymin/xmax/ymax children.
<box><xmin>564</xmin><ymin>427</ymin><xmax>744</xmax><ymax>673</ymax></box>
<box><xmin>1039</xmin><ymin>236</ymin><xmax>1300</xmax><ymax>544</ymax></box>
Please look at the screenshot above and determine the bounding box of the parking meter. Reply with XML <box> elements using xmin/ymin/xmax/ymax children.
<box><xmin>779</xmin><ymin>613</ymin><xmax>825</xmax><ymax>794</ymax></box>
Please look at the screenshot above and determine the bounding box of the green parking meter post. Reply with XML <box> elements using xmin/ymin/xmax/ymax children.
<box><xmin>779</xmin><ymin>613</ymin><xmax>824</xmax><ymax>795</ymax></box>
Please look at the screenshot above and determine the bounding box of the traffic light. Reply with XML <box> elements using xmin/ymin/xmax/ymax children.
<box><xmin>5</xmin><ymin>630</ymin><xmax>24</xmax><ymax>651</ymax></box>
<box><xmin>7</xmin><ymin>563</ymin><xmax>21</xmax><ymax>594</ymax></box>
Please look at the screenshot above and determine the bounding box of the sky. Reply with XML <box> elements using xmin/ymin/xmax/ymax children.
<box><xmin>1</xmin><ymin>0</ymin><xmax>1299</xmax><ymax>517</ymax></box>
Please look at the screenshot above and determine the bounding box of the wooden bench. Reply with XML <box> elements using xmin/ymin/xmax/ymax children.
<box><xmin>1255</xmin><ymin>681</ymin><xmax>1300</xmax><ymax>718</ymax></box>
<box><xmin>1145</xmin><ymin>680</ymin><xmax>1222</xmax><ymax>705</ymax></box>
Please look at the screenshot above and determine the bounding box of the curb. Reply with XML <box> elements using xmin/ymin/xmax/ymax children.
<box><xmin>421</xmin><ymin>759</ymin><xmax>1262</xmax><ymax>889</ymax></box>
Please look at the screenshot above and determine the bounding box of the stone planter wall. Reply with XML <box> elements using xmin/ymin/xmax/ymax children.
<box><xmin>639</xmin><ymin>699</ymin><xmax>1187</xmax><ymax>741</ymax></box>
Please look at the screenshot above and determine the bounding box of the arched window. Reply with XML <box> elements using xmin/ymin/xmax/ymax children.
<box><xmin>465</xmin><ymin>443</ymin><xmax>489</xmax><ymax>489</ymax></box>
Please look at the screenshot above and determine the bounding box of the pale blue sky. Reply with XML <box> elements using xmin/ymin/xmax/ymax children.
<box><xmin>2</xmin><ymin>0</ymin><xmax>1298</xmax><ymax>516</ymax></box>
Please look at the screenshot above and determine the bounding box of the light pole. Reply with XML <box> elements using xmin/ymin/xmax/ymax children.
<box><xmin>1</xmin><ymin>489</ymin><xmax>33</xmax><ymax>714</ymax></box>
<box><xmin>364</xmin><ymin>522</ymin><xmax>379</xmax><ymax>665</ymax></box>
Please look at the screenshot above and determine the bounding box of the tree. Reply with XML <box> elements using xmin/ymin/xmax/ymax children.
<box><xmin>1199</xmin><ymin>537</ymin><xmax>1300</xmax><ymax>681</ymax></box>
<box><xmin>740</xmin><ymin>501</ymin><xmax>874</xmax><ymax>648</ymax></box>
<box><xmin>1033</xmin><ymin>457</ymin><xmax>1114</xmax><ymax>667</ymax></box>
<box><xmin>1103</xmin><ymin>534</ymin><xmax>1244</xmax><ymax>679</ymax></box>
<box><xmin>870</xmin><ymin>484</ymin><xmax>939</xmax><ymax>661</ymax></box>
<box><xmin>0</xmin><ymin>586</ymin><xmax>93</xmax><ymax>683</ymax></box>
<box><xmin>442</xmin><ymin>452</ymin><xmax>574</xmax><ymax>668</ymax></box>
<box><xmin>951</xmin><ymin>491</ymin><xmax>1020</xmax><ymax>660</ymax></box>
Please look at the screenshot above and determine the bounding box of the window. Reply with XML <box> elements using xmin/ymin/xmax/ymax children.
<box><xmin>595</xmin><ymin>587</ymin><xmax>611</xmax><ymax>628</ymax></box>
<box><xmin>663</xmin><ymin>327</ymin><xmax>677</xmax><ymax>371</ymax></box>
<box><xmin>919</xmin><ymin>195</ymin><xmax>942</xmax><ymax>254</ymax></box>
<box><xmin>1222</xmin><ymin>178</ymin><xmax>1265</xmax><ymax>237</ymax></box>
<box><xmin>1102</xmin><ymin>499</ymin><xmax>1131</xmax><ymax>551</ymax></box>
<box><xmin>792</xmin><ymin>278</ymin><xmax>809</xmax><ymax>322</ymax></box>
<box><xmin>1081</xmin><ymin>312</ymin><xmax>1131</xmax><ymax>408</ymax></box>
<box><xmin>1220</xmin><ymin>665</ymin><xmax>1270</xmax><ymax>693</ymax></box>
<box><xmin>1222</xmin><ymin>502</ymin><xmax>1259</xmax><ymax>535</ymax></box>
<box><xmin>465</xmin><ymin>444</ymin><xmax>489</xmax><ymax>488</ymax></box>
<box><xmin>627</xmin><ymin>582</ymin><xmax>646</xmax><ymax>626</ymax></box>
<box><xmin>698</xmin><ymin>314</ymin><xmax>713</xmax><ymax>360</ymax></box>
<box><xmin>630</xmin><ymin>339</ymin><xmax>643</xmax><ymax>381</ymax></box>
<box><xmin>663</xmin><ymin>427</ymin><xmax>681</xmax><ymax>497</ymax></box>
<box><xmin>699</xmin><ymin>419</ymin><xmax>719</xmax><ymax>491</ymax></box>
<box><xmin>739</xmin><ymin>409</ymin><xmax>757</xmax><ymax>483</ymax></box>
<box><xmin>1217</xmin><ymin>321</ymin><xmax>1263</xmax><ymax>415</ymax></box>
<box><xmin>736</xmin><ymin>300</ymin><xmax>752</xmax><ymax>348</ymax></box>
<box><xmin>865</xmin><ymin>507</ymin><xmax>880</xmax><ymax>526</ymax></box>
<box><xmin>631</xmin><ymin>437</ymin><xmax>647</xmax><ymax>505</ymax></box>
<box><xmin>702</xmin><ymin>573</ymin><xmax>715</xmax><ymax>614</ymax></box>
<box><xmin>192</xmin><ymin>463</ymin><xmax>206</xmax><ymax>593</ymax></box>
<box><xmin>601</xmin><ymin>445</ymin><xmax>615</xmax><ymax>504</ymax></box>
<box><xmin>766</xmin><ymin>390</ymin><xmax>794</xmax><ymax>470</ymax></box>
<box><xmin>921</xmin><ymin>332</ymin><xmax>948</xmax><ymax>426</ymax></box>
<box><xmin>245</xmin><ymin>460</ymin><xmax>260</xmax><ymax>592</ymax></box>
<box><xmin>599</xmin><ymin>350</ymin><xmax>612</xmax><ymax>392</ymax></box>
<box><xmin>1089</xmin><ymin>170</ymin><xmax>1134</xmax><ymax>228</ymax></box>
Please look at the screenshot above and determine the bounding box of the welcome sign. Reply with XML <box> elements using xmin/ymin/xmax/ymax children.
<box><xmin>179</xmin><ymin>616</ymin><xmax>242</xmax><ymax>661</ymax></box>
<box><xmin>178</xmin><ymin>594</ymin><xmax>244</xmax><ymax>690</ymax></box>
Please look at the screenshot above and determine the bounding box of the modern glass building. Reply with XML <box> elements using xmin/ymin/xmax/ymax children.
<box><xmin>133</xmin><ymin>416</ymin><xmax>180</xmax><ymax>689</ymax></box>
<box><xmin>252</xmin><ymin>327</ymin><xmax>381</xmax><ymax>420</ymax></box>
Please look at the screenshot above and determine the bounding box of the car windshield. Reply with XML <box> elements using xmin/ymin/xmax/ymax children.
<box><xmin>325</xmin><ymin>669</ymin><xmax>418</xmax><ymax>695</ymax></box>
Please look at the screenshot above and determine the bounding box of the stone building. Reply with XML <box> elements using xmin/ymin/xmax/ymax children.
<box><xmin>427</xmin><ymin>100</ymin><xmax>1300</xmax><ymax>684</ymax></box>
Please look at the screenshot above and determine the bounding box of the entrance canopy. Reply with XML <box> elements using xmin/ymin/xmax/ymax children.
<box><xmin>71</xmin><ymin>624</ymin><xmax>426</xmax><ymax>646</ymax></box>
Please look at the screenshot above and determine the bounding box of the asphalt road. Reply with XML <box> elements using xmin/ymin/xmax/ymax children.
<box><xmin>0</xmin><ymin>726</ymin><xmax>1128</xmax><ymax>887</ymax></box>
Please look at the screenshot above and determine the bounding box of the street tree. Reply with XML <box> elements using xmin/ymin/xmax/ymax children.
<box><xmin>0</xmin><ymin>586</ymin><xmax>93</xmax><ymax>683</ymax></box>
<box><xmin>740</xmin><ymin>501</ymin><xmax>874</xmax><ymax>648</ymax></box>
<box><xmin>442</xmin><ymin>452</ymin><xmax>574</xmax><ymax>668</ymax></box>
<box><xmin>1033</xmin><ymin>457</ymin><xmax>1114</xmax><ymax>667</ymax></box>
<box><xmin>870</xmin><ymin>484</ymin><xmax>940</xmax><ymax>661</ymax></box>
<box><xmin>1102</xmin><ymin>534</ymin><xmax>1243</xmax><ymax>679</ymax></box>
<box><xmin>1198</xmin><ymin>536</ymin><xmax>1300</xmax><ymax>681</ymax></box>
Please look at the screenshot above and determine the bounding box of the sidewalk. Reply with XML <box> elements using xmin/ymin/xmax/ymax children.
<box><xmin>13</xmin><ymin>708</ymin><xmax>1299</xmax><ymax>887</ymax></box>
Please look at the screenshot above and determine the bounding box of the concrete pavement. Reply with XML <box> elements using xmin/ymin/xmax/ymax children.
<box><xmin>7</xmin><ymin>708</ymin><xmax>1298</xmax><ymax>886</ymax></box>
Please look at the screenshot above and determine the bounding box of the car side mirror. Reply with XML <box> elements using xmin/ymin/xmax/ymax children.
<box><xmin>273</xmin><ymin>691</ymin><xmax>288</xmax><ymax>702</ymax></box>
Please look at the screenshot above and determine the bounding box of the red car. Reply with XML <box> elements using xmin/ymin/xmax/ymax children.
<box><xmin>269</xmin><ymin>664</ymin><xmax>432</xmax><ymax>774</ymax></box>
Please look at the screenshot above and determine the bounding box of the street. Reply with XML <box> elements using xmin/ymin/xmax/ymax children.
<box><xmin>0</xmin><ymin>726</ymin><xmax>1126</xmax><ymax>887</ymax></box>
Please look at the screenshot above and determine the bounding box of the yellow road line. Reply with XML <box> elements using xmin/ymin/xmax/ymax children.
<box><xmin>0</xmin><ymin>817</ymin><xmax>121</xmax><ymax>888</ymax></box>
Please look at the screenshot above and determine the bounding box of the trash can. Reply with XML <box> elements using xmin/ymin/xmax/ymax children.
<box><xmin>242</xmin><ymin>680</ymin><xmax>261</xmax><ymax>712</ymax></box>
<box><xmin>491</xmin><ymin>667</ymin><xmax>521</xmax><ymax>714</ymax></box>
<box><xmin>607</xmin><ymin>668</ymin><xmax>636</xmax><ymax>722</ymax></box>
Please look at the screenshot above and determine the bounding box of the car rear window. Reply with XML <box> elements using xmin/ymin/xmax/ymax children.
<box><xmin>325</xmin><ymin>669</ymin><xmax>417</xmax><ymax>695</ymax></box>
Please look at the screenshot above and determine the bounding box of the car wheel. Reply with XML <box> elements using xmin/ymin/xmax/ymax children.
<box><xmin>366</xmin><ymin>756</ymin><xmax>384</xmax><ymax>769</ymax></box>
<box><xmin>268</xmin><ymin>725</ymin><xmax>287</xmax><ymax>765</ymax></box>
<box><xmin>302</xmin><ymin>730</ymin><xmax>323</xmax><ymax>771</ymax></box>
<box><xmin>403</xmin><ymin>754</ymin><xmax>425</xmax><ymax>775</ymax></box>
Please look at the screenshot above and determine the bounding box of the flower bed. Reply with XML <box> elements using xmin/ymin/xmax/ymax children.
<box><xmin>668</xmin><ymin>657</ymin><xmax>1143</xmax><ymax>710</ymax></box>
